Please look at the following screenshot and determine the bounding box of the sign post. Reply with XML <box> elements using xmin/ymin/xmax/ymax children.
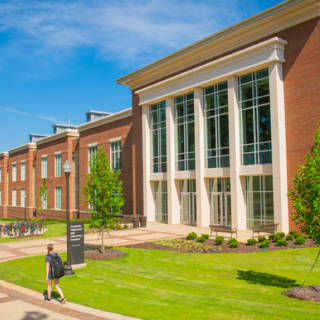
<box><xmin>70</xmin><ymin>221</ymin><xmax>86</xmax><ymax>268</ymax></box>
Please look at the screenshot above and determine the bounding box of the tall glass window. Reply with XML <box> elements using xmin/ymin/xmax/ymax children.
<box><xmin>42</xmin><ymin>157</ymin><xmax>47</xmax><ymax>178</ymax></box>
<box><xmin>246</xmin><ymin>175</ymin><xmax>274</xmax><ymax>229</ymax></box>
<box><xmin>150</xmin><ymin>101</ymin><xmax>166</xmax><ymax>173</ymax></box>
<box><xmin>209</xmin><ymin>178</ymin><xmax>231</xmax><ymax>226</ymax></box>
<box><xmin>154</xmin><ymin>181</ymin><xmax>168</xmax><ymax>223</ymax></box>
<box><xmin>21</xmin><ymin>162</ymin><xmax>25</xmax><ymax>181</ymax></box>
<box><xmin>88</xmin><ymin>146</ymin><xmax>97</xmax><ymax>173</ymax></box>
<box><xmin>73</xmin><ymin>151</ymin><xmax>80</xmax><ymax>211</ymax></box>
<box><xmin>174</xmin><ymin>92</ymin><xmax>195</xmax><ymax>171</ymax></box>
<box><xmin>12</xmin><ymin>164</ymin><xmax>16</xmax><ymax>182</ymax></box>
<box><xmin>239</xmin><ymin>68</ymin><xmax>271</xmax><ymax>165</ymax></box>
<box><xmin>55</xmin><ymin>187</ymin><xmax>61</xmax><ymax>210</ymax></box>
<box><xmin>21</xmin><ymin>189</ymin><xmax>26</xmax><ymax>207</ymax></box>
<box><xmin>203</xmin><ymin>81</ymin><xmax>229</xmax><ymax>168</ymax></box>
<box><xmin>179</xmin><ymin>180</ymin><xmax>196</xmax><ymax>225</ymax></box>
<box><xmin>12</xmin><ymin>189</ymin><xmax>16</xmax><ymax>206</ymax></box>
<box><xmin>42</xmin><ymin>190</ymin><xmax>48</xmax><ymax>209</ymax></box>
<box><xmin>111</xmin><ymin>141</ymin><xmax>122</xmax><ymax>171</ymax></box>
<box><xmin>55</xmin><ymin>154</ymin><xmax>61</xmax><ymax>177</ymax></box>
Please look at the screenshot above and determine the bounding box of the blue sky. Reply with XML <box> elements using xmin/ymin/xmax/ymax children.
<box><xmin>0</xmin><ymin>0</ymin><xmax>283</xmax><ymax>152</ymax></box>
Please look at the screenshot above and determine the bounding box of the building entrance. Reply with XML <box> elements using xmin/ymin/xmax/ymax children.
<box><xmin>179</xmin><ymin>180</ymin><xmax>196</xmax><ymax>225</ymax></box>
<box><xmin>210</xmin><ymin>192</ymin><xmax>231</xmax><ymax>226</ymax></box>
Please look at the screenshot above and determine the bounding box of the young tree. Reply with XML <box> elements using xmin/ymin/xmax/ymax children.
<box><xmin>288</xmin><ymin>121</ymin><xmax>320</xmax><ymax>244</ymax></box>
<box><xmin>82</xmin><ymin>146</ymin><xmax>124</xmax><ymax>253</ymax></box>
<box><xmin>36</xmin><ymin>178</ymin><xmax>51</xmax><ymax>218</ymax></box>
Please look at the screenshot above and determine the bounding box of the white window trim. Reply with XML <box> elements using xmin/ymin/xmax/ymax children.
<box><xmin>87</xmin><ymin>142</ymin><xmax>98</xmax><ymax>148</ymax></box>
<box><xmin>109</xmin><ymin>137</ymin><xmax>122</xmax><ymax>143</ymax></box>
<box><xmin>54</xmin><ymin>151</ymin><xmax>61</xmax><ymax>155</ymax></box>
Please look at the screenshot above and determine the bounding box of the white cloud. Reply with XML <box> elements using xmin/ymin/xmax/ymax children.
<box><xmin>0</xmin><ymin>0</ymin><xmax>259</xmax><ymax>67</ymax></box>
<box><xmin>0</xmin><ymin>107</ymin><xmax>64</xmax><ymax>123</ymax></box>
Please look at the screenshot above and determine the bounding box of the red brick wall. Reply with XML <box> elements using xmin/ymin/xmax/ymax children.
<box><xmin>0</xmin><ymin>155</ymin><xmax>8</xmax><ymax>218</ymax></box>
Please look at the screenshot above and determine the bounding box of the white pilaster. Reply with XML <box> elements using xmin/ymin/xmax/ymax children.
<box><xmin>142</xmin><ymin>105</ymin><xmax>155</xmax><ymax>221</ymax></box>
<box><xmin>228</xmin><ymin>76</ymin><xmax>247</xmax><ymax>230</ymax></box>
<box><xmin>269</xmin><ymin>62</ymin><xmax>289</xmax><ymax>233</ymax></box>
<box><xmin>166</xmin><ymin>97</ymin><xmax>180</xmax><ymax>224</ymax></box>
<box><xmin>194</xmin><ymin>87</ymin><xmax>210</xmax><ymax>227</ymax></box>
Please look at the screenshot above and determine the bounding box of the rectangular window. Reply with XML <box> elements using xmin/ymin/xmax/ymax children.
<box><xmin>55</xmin><ymin>154</ymin><xmax>61</xmax><ymax>177</ymax></box>
<box><xmin>21</xmin><ymin>189</ymin><xmax>26</xmax><ymax>207</ymax></box>
<box><xmin>179</xmin><ymin>180</ymin><xmax>197</xmax><ymax>225</ymax></box>
<box><xmin>203</xmin><ymin>81</ymin><xmax>229</xmax><ymax>168</ymax></box>
<box><xmin>12</xmin><ymin>164</ymin><xmax>16</xmax><ymax>182</ymax></box>
<box><xmin>150</xmin><ymin>101</ymin><xmax>167</xmax><ymax>173</ymax></box>
<box><xmin>73</xmin><ymin>151</ymin><xmax>80</xmax><ymax>211</ymax></box>
<box><xmin>0</xmin><ymin>167</ymin><xmax>2</xmax><ymax>183</ymax></box>
<box><xmin>246</xmin><ymin>175</ymin><xmax>274</xmax><ymax>229</ymax></box>
<box><xmin>12</xmin><ymin>189</ymin><xmax>16</xmax><ymax>206</ymax></box>
<box><xmin>111</xmin><ymin>140</ymin><xmax>122</xmax><ymax>171</ymax></box>
<box><xmin>55</xmin><ymin>187</ymin><xmax>61</xmax><ymax>210</ymax></box>
<box><xmin>42</xmin><ymin>190</ymin><xmax>47</xmax><ymax>209</ymax></box>
<box><xmin>21</xmin><ymin>162</ymin><xmax>26</xmax><ymax>181</ymax></box>
<box><xmin>154</xmin><ymin>181</ymin><xmax>168</xmax><ymax>223</ymax></box>
<box><xmin>33</xmin><ymin>163</ymin><xmax>36</xmax><ymax>207</ymax></box>
<box><xmin>239</xmin><ymin>68</ymin><xmax>271</xmax><ymax>165</ymax></box>
<box><xmin>174</xmin><ymin>92</ymin><xmax>195</xmax><ymax>171</ymax></box>
<box><xmin>88</xmin><ymin>146</ymin><xmax>97</xmax><ymax>173</ymax></box>
<box><xmin>42</xmin><ymin>157</ymin><xmax>47</xmax><ymax>178</ymax></box>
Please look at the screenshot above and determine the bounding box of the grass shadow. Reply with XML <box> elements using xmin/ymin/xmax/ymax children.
<box><xmin>237</xmin><ymin>270</ymin><xmax>300</xmax><ymax>288</ymax></box>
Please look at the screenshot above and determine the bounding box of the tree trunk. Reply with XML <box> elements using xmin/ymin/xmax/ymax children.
<box><xmin>101</xmin><ymin>226</ymin><xmax>105</xmax><ymax>254</ymax></box>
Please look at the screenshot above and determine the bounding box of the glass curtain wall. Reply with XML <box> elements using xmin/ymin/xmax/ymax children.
<box><xmin>150</xmin><ymin>101</ymin><xmax>167</xmax><ymax>173</ymax></box>
<box><xmin>209</xmin><ymin>178</ymin><xmax>231</xmax><ymax>226</ymax></box>
<box><xmin>174</xmin><ymin>93</ymin><xmax>195</xmax><ymax>171</ymax></box>
<box><xmin>179</xmin><ymin>180</ymin><xmax>196</xmax><ymax>225</ymax></box>
<box><xmin>154</xmin><ymin>181</ymin><xmax>168</xmax><ymax>223</ymax></box>
<box><xmin>238</xmin><ymin>68</ymin><xmax>272</xmax><ymax>165</ymax></box>
<box><xmin>203</xmin><ymin>82</ymin><xmax>229</xmax><ymax>168</ymax></box>
<box><xmin>246</xmin><ymin>175</ymin><xmax>274</xmax><ymax>229</ymax></box>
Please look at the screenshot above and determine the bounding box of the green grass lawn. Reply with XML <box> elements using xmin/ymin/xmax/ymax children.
<box><xmin>0</xmin><ymin>223</ymin><xmax>67</xmax><ymax>243</ymax></box>
<box><xmin>0</xmin><ymin>248</ymin><xmax>320</xmax><ymax>319</ymax></box>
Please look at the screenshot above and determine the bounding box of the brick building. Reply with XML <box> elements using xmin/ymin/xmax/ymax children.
<box><xmin>0</xmin><ymin>0</ymin><xmax>319</xmax><ymax>232</ymax></box>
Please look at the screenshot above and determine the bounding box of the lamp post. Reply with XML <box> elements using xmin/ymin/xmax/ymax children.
<box><xmin>24</xmin><ymin>195</ymin><xmax>27</xmax><ymax>221</ymax></box>
<box><xmin>63</xmin><ymin>160</ymin><xmax>74</xmax><ymax>276</ymax></box>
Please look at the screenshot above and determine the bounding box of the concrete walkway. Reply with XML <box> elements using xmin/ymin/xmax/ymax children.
<box><xmin>0</xmin><ymin>222</ymin><xmax>253</xmax><ymax>319</ymax></box>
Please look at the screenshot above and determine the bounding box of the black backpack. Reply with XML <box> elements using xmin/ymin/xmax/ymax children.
<box><xmin>48</xmin><ymin>253</ymin><xmax>65</xmax><ymax>279</ymax></box>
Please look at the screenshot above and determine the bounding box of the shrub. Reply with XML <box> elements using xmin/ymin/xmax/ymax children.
<box><xmin>201</xmin><ymin>234</ymin><xmax>210</xmax><ymax>240</ymax></box>
<box><xmin>197</xmin><ymin>236</ymin><xmax>206</xmax><ymax>243</ymax></box>
<box><xmin>273</xmin><ymin>234</ymin><xmax>282</xmax><ymax>242</ymax></box>
<box><xmin>260</xmin><ymin>241</ymin><xmax>270</xmax><ymax>248</ymax></box>
<box><xmin>268</xmin><ymin>234</ymin><xmax>276</xmax><ymax>240</ymax></box>
<box><xmin>228</xmin><ymin>238</ymin><xmax>238</xmax><ymax>248</ymax></box>
<box><xmin>214</xmin><ymin>236</ymin><xmax>224</xmax><ymax>245</ymax></box>
<box><xmin>295</xmin><ymin>236</ymin><xmax>306</xmax><ymax>245</ymax></box>
<box><xmin>186</xmin><ymin>232</ymin><xmax>197</xmax><ymax>240</ymax></box>
<box><xmin>124</xmin><ymin>224</ymin><xmax>128</xmax><ymax>229</ymax></box>
<box><xmin>115</xmin><ymin>224</ymin><xmax>121</xmax><ymax>230</ymax></box>
<box><xmin>286</xmin><ymin>234</ymin><xmax>294</xmax><ymax>241</ymax></box>
<box><xmin>247</xmin><ymin>239</ymin><xmax>257</xmax><ymax>246</ymax></box>
<box><xmin>277</xmin><ymin>239</ymin><xmax>288</xmax><ymax>246</ymax></box>
<box><xmin>289</xmin><ymin>230</ymin><xmax>298</xmax><ymax>237</ymax></box>
<box><xmin>258</xmin><ymin>236</ymin><xmax>266</xmax><ymax>243</ymax></box>
<box><xmin>109</xmin><ymin>222</ymin><xmax>115</xmax><ymax>230</ymax></box>
<box><xmin>276</xmin><ymin>232</ymin><xmax>286</xmax><ymax>239</ymax></box>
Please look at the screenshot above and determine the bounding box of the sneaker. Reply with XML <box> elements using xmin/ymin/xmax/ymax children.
<box><xmin>61</xmin><ymin>298</ymin><xmax>67</xmax><ymax>305</ymax></box>
<box><xmin>45</xmin><ymin>298</ymin><xmax>51</xmax><ymax>302</ymax></box>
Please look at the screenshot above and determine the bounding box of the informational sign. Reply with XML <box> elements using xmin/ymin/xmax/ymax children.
<box><xmin>70</xmin><ymin>221</ymin><xmax>84</xmax><ymax>265</ymax></box>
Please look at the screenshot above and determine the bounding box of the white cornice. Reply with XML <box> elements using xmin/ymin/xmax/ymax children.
<box><xmin>117</xmin><ymin>0</ymin><xmax>319</xmax><ymax>90</ymax></box>
<box><xmin>36</xmin><ymin>129</ymin><xmax>79</xmax><ymax>146</ymax></box>
<box><xmin>8</xmin><ymin>143</ymin><xmax>36</xmax><ymax>155</ymax></box>
<box><xmin>0</xmin><ymin>152</ymin><xmax>8</xmax><ymax>157</ymax></box>
<box><xmin>138</xmin><ymin>37</ymin><xmax>287</xmax><ymax>105</ymax></box>
<box><xmin>78</xmin><ymin>108</ymin><xmax>132</xmax><ymax>133</ymax></box>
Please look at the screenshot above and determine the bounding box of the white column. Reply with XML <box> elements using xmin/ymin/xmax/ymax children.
<box><xmin>166</xmin><ymin>97</ymin><xmax>180</xmax><ymax>224</ymax></box>
<box><xmin>228</xmin><ymin>76</ymin><xmax>247</xmax><ymax>230</ymax></box>
<box><xmin>269</xmin><ymin>62</ymin><xmax>289</xmax><ymax>233</ymax></box>
<box><xmin>194</xmin><ymin>87</ymin><xmax>210</xmax><ymax>227</ymax></box>
<box><xmin>142</xmin><ymin>105</ymin><xmax>155</xmax><ymax>221</ymax></box>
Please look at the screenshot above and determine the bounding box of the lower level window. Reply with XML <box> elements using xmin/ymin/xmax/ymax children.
<box><xmin>55</xmin><ymin>187</ymin><xmax>61</xmax><ymax>210</ymax></box>
<box><xmin>246</xmin><ymin>175</ymin><xmax>273</xmax><ymax>229</ymax></box>
<box><xmin>179</xmin><ymin>180</ymin><xmax>196</xmax><ymax>225</ymax></box>
<box><xmin>154</xmin><ymin>181</ymin><xmax>168</xmax><ymax>223</ymax></box>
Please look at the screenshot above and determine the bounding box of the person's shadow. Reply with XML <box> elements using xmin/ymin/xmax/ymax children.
<box><xmin>237</xmin><ymin>270</ymin><xmax>300</xmax><ymax>288</ymax></box>
<box><xmin>21</xmin><ymin>311</ymin><xmax>47</xmax><ymax>320</ymax></box>
<box><xmin>43</xmin><ymin>290</ymin><xmax>60</xmax><ymax>302</ymax></box>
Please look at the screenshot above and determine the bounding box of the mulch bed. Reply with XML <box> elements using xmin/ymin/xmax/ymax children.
<box><xmin>284</xmin><ymin>286</ymin><xmax>320</xmax><ymax>302</ymax></box>
<box><xmin>84</xmin><ymin>249</ymin><xmax>127</xmax><ymax>261</ymax></box>
<box><xmin>123</xmin><ymin>237</ymin><xmax>319</xmax><ymax>254</ymax></box>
